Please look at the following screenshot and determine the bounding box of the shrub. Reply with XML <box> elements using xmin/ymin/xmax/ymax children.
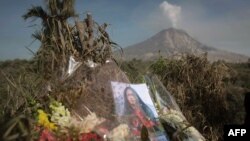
<box><xmin>150</xmin><ymin>54</ymin><xmax>230</xmax><ymax>140</ymax></box>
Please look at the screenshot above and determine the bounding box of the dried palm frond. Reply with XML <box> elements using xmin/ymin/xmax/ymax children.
<box><xmin>22</xmin><ymin>6</ymin><xmax>48</xmax><ymax>21</ymax></box>
<box><xmin>61</xmin><ymin>0</ymin><xmax>75</xmax><ymax>19</ymax></box>
<box><xmin>31</xmin><ymin>30</ymin><xmax>44</xmax><ymax>41</ymax></box>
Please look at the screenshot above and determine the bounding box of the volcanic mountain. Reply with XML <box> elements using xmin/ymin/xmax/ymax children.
<box><xmin>120</xmin><ymin>28</ymin><xmax>248</xmax><ymax>62</ymax></box>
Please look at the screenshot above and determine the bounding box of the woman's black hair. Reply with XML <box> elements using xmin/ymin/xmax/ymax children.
<box><xmin>123</xmin><ymin>87</ymin><xmax>155</xmax><ymax>120</ymax></box>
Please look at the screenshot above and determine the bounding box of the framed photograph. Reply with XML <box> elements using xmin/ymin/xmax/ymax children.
<box><xmin>111</xmin><ymin>81</ymin><xmax>169</xmax><ymax>141</ymax></box>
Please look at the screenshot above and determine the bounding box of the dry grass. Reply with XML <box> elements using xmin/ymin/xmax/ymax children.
<box><xmin>118</xmin><ymin>55</ymin><xmax>244</xmax><ymax>140</ymax></box>
<box><xmin>150</xmin><ymin>54</ymin><xmax>232</xmax><ymax>140</ymax></box>
<box><xmin>2</xmin><ymin>56</ymin><xmax>247</xmax><ymax>140</ymax></box>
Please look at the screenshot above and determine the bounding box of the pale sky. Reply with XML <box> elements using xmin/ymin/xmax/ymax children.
<box><xmin>0</xmin><ymin>0</ymin><xmax>250</xmax><ymax>60</ymax></box>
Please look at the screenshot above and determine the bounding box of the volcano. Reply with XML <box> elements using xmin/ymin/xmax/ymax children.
<box><xmin>121</xmin><ymin>28</ymin><xmax>248</xmax><ymax>62</ymax></box>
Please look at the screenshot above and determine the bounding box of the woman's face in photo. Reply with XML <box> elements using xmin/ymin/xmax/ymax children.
<box><xmin>126</xmin><ymin>89</ymin><xmax>137</xmax><ymax>105</ymax></box>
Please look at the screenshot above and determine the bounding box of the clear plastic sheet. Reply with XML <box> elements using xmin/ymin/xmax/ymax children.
<box><xmin>145</xmin><ymin>75</ymin><xmax>205</xmax><ymax>141</ymax></box>
<box><xmin>144</xmin><ymin>75</ymin><xmax>183</xmax><ymax>115</ymax></box>
<box><xmin>85</xmin><ymin>59</ymin><xmax>99</xmax><ymax>68</ymax></box>
<box><xmin>61</xmin><ymin>56</ymin><xmax>82</xmax><ymax>80</ymax></box>
<box><xmin>40</xmin><ymin>59</ymin><xmax>205</xmax><ymax>141</ymax></box>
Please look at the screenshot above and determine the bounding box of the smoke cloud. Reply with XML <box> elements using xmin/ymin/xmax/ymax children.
<box><xmin>160</xmin><ymin>1</ymin><xmax>181</xmax><ymax>27</ymax></box>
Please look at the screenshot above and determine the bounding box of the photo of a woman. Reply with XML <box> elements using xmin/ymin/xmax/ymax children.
<box><xmin>123</xmin><ymin>87</ymin><xmax>161</xmax><ymax>137</ymax></box>
<box><xmin>111</xmin><ymin>82</ymin><xmax>169</xmax><ymax>141</ymax></box>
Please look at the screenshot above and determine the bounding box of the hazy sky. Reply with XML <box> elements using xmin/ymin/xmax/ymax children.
<box><xmin>0</xmin><ymin>0</ymin><xmax>250</xmax><ymax>60</ymax></box>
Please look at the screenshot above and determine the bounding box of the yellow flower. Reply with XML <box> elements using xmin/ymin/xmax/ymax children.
<box><xmin>37</xmin><ymin>109</ymin><xmax>57</xmax><ymax>131</ymax></box>
<box><xmin>37</xmin><ymin>109</ymin><xmax>49</xmax><ymax>125</ymax></box>
<box><xmin>48</xmin><ymin>122</ymin><xmax>57</xmax><ymax>130</ymax></box>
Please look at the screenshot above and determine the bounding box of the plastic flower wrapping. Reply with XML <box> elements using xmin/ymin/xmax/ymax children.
<box><xmin>36</xmin><ymin>101</ymin><xmax>105</xmax><ymax>140</ymax></box>
<box><xmin>107</xmin><ymin>124</ymin><xmax>130</xmax><ymax>141</ymax></box>
<box><xmin>34</xmin><ymin>77</ymin><xmax>206</xmax><ymax>141</ymax></box>
<box><xmin>33</xmin><ymin>74</ymin><xmax>207</xmax><ymax>141</ymax></box>
<box><xmin>78</xmin><ymin>113</ymin><xmax>106</xmax><ymax>133</ymax></box>
<box><xmin>35</xmin><ymin>104</ymin><xmax>132</xmax><ymax>141</ymax></box>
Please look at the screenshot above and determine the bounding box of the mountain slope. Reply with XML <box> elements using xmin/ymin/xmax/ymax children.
<box><xmin>121</xmin><ymin>28</ymin><xmax>248</xmax><ymax>62</ymax></box>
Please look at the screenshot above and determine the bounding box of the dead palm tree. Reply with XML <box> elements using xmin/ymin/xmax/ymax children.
<box><xmin>23</xmin><ymin>0</ymin><xmax>76</xmax><ymax>78</ymax></box>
